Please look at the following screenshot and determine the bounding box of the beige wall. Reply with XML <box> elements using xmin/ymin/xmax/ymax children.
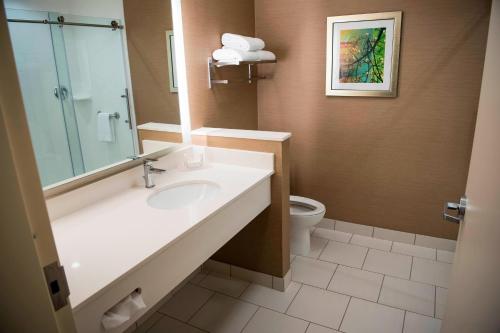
<box><xmin>255</xmin><ymin>0</ymin><xmax>491</xmax><ymax>239</ymax></box>
<box><xmin>182</xmin><ymin>0</ymin><xmax>258</xmax><ymax>130</ymax></box>
<box><xmin>123</xmin><ymin>0</ymin><xmax>180</xmax><ymax>125</ymax></box>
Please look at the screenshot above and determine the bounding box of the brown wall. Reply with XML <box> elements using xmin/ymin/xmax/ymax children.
<box><xmin>182</xmin><ymin>0</ymin><xmax>258</xmax><ymax>130</ymax></box>
<box><xmin>123</xmin><ymin>0</ymin><xmax>180</xmax><ymax>125</ymax></box>
<box><xmin>255</xmin><ymin>0</ymin><xmax>491</xmax><ymax>239</ymax></box>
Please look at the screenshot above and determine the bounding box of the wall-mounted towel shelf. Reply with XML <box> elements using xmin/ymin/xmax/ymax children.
<box><xmin>208</xmin><ymin>57</ymin><xmax>276</xmax><ymax>88</ymax></box>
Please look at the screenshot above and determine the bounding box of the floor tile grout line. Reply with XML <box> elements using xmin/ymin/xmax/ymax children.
<box><xmin>406</xmin><ymin>309</ymin><xmax>443</xmax><ymax>321</ymax></box>
<box><xmin>312</xmin><ymin>322</ymin><xmax>342</xmax><ymax>332</ymax></box>
<box><xmin>294</xmin><ymin>279</ymin><xmax>380</xmax><ymax>304</ymax></box>
<box><xmin>285</xmin><ymin>283</ymin><xmax>304</xmax><ymax>314</ymax></box>
<box><xmin>316</xmin><ymin>239</ymin><xmax>330</xmax><ymax>259</ymax></box>
<box><xmin>333</xmin><ymin>289</ymin><xmax>439</xmax><ymax>320</ymax></box>
<box><xmin>434</xmin><ymin>285</ymin><xmax>437</xmax><ymax>318</ymax></box>
<box><xmin>266</xmin><ymin>302</ymin><xmax>342</xmax><ymax>329</ymax></box>
<box><xmin>337</xmin><ymin>296</ymin><xmax>352</xmax><ymax>331</ymax></box>
<box><xmin>185</xmin><ymin>291</ymin><xmax>217</xmax><ymax>324</ymax></box>
<box><xmin>239</xmin><ymin>286</ymin><xmax>301</xmax><ymax>314</ymax></box>
<box><xmin>285</xmin><ymin>281</ymin><xmax>437</xmax><ymax>320</ymax></box>
<box><xmin>155</xmin><ymin>226</ymin><xmax>451</xmax><ymax>331</ymax></box>
<box><xmin>238</xmin><ymin>305</ymin><xmax>260</xmax><ymax>333</ymax></box>
<box><xmin>308</xmin><ymin>255</ymin><xmax>443</xmax><ymax>289</ymax></box>
<box><xmin>409</xmin><ymin>256</ymin><xmax>414</xmax><ymax>280</ymax></box>
<box><xmin>162</xmin><ymin>314</ymin><xmax>210</xmax><ymax>333</ymax></box>
<box><xmin>325</xmin><ymin>262</ymin><xmax>340</xmax><ymax>290</ymax></box>
<box><xmin>401</xmin><ymin>310</ymin><xmax>407</xmax><ymax>333</ymax></box>
<box><xmin>237</xmin><ymin>280</ymin><xmax>252</xmax><ymax>298</ymax></box>
<box><xmin>360</xmin><ymin>247</ymin><xmax>369</xmax><ymax>270</ymax></box>
<box><xmin>140</xmin><ymin>311</ymin><xmax>165</xmax><ymax>333</ymax></box>
<box><xmin>315</xmin><ymin>227</ymin><xmax>455</xmax><ymax>254</ymax></box>
<box><xmin>191</xmin><ymin>250</ymin><xmax>446</xmax><ymax>323</ymax></box>
<box><xmin>377</xmin><ymin>275</ymin><xmax>385</xmax><ymax>303</ymax></box>
<box><xmin>189</xmin><ymin>282</ymin><xmax>441</xmax><ymax>330</ymax></box>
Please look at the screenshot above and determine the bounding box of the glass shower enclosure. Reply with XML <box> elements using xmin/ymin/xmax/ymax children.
<box><xmin>6</xmin><ymin>9</ymin><xmax>136</xmax><ymax>187</ymax></box>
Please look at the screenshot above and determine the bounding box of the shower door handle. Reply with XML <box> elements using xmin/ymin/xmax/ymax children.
<box><xmin>121</xmin><ymin>88</ymin><xmax>133</xmax><ymax>129</ymax></box>
<box><xmin>53</xmin><ymin>86</ymin><xmax>69</xmax><ymax>100</ymax></box>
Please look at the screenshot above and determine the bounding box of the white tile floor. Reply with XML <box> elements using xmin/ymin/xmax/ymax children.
<box><xmin>134</xmin><ymin>220</ymin><xmax>455</xmax><ymax>333</ymax></box>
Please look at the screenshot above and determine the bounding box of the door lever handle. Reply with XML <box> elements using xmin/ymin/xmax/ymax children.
<box><xmin>443</xmin><ymin>196</ymin><xmax>467</xmax><ymax>224</ymax></box>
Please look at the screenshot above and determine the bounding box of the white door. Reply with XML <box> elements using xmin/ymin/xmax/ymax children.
<box><xmin>0</xmin><ymin>4</ymin><xmax>77</xmax><ymax>332</ymax></box>
<box><xmin>441</xmin><ymin>1</ymin><xmax>500</xmax><ymax>332</ymax></box>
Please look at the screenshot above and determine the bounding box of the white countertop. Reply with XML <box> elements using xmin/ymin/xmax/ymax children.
<box><xmin>191</xmin><ymin>127</ymin><xmax>291</xmax><ymax>142</ymax></box>
<box><xmin>137</xmin><ymin>122</ymin><xmax>182</xmax><ymax>133</ymax></box>
<box><xmin>48</xmin><ymin>146</ymin><xmax>274</xmax><ymax>310</ymax></box>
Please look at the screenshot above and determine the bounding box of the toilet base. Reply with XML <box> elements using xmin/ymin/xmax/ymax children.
<box><xmin>290</xmin><ymin>224</ymin><xmax>311</xmax><ymax>256</ymax></box>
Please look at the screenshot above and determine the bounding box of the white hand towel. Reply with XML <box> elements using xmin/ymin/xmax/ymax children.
<box><xmin>221</xmin><ymin>33</ymin><xmax>265</xmax><ymax>51</ymax></box>
<box><xmin>97</xmin><ymin>112</ymin><xmax>114</xmax><ymax>142</ymax></box>
<box><xmin>212</xmin><ymin>48</ymin><xmax>260</xmax><ymax>62</ymax></box>
<box><xmin>255</xmin><ymin>50</ymin><xmax>276</xmax><ymax>61</ymax></box>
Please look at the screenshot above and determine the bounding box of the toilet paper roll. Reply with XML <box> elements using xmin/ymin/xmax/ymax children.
<box><xmin>102</xmin><ymin>291</ymin><xmax>146</xmax><ymax>330</ymax></box>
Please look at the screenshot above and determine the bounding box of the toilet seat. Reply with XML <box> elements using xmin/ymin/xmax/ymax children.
<box><xmin>290</xmin><ymin>195</ymin><xmax>326</xmax><ymax>217</ymax></box>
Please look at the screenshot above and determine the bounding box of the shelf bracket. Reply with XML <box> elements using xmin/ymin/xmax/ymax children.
<box><xmin>208</xmin><ymin>57</ymin><xmax>275</xmax><ymax>88</ymax></box>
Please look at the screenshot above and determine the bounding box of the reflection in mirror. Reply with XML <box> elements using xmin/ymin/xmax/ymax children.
<box><xmin>4</xmin><ymin>0</ymin><xmax>181</xmax><ymax>188</ymax></box>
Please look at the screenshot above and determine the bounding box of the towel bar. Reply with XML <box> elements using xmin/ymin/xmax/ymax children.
<box><xmin>97</xmin><ymin>111</ymin><xmax>120</xmax><ymax>119</ymax></box>
<box><xmin>208</xmin><ymin>57</ymin><xmax>276</xmax><ymax>88</ymax></box>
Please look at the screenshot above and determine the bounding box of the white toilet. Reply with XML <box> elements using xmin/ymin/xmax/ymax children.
<box><xmin>290</xmin><ymin>195</ymin><xmax>326</xmax><ymax>255</ymax></box>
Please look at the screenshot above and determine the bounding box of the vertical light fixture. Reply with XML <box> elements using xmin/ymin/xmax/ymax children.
<box><xmin>171</xmin><ymin>0</ymin><xmax>192</xmax><ymax>143</ymax></box>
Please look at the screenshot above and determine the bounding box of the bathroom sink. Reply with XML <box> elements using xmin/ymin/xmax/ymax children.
<box><xmin>147</xmin><ymin>181</ymin><xmax>220</xmax><ymax>210</ymax></box>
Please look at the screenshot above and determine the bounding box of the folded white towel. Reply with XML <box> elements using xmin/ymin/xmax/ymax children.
<box><xmin>220</xmin><ymin>47</ymin><xmax>276</xmax><ymax>62</ymax></box>
<box><xmin>212</xmin><ymin>48</ymin><xmax>260</xmax><ymax>62</ymax></box>
<box><xmin>255</xmin><ymin>50</ymin><xmax>276</xmax><ymax>61</ymax></box>
<box><xmin>221</xmin><ymin>33</ymin><xmax>265</xmax><ymax>52</ymax></box>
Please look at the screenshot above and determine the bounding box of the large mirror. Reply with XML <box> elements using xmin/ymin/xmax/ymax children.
<box><xmin>3</xmin><ymin>0</ymin><xmax>183</xmax><ymax>188</ymax></box>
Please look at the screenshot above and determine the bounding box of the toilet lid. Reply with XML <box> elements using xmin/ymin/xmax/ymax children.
<box><xmin>290</xmin><ymin>195</ymin><xmax>326</xmax><ymax>216</ymax></box>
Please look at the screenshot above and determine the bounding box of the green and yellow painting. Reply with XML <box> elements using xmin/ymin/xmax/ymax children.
<box><xmin>339</xmin><ymin>27</ymin><xmax>386</xmax><ymax>83</ymax></box>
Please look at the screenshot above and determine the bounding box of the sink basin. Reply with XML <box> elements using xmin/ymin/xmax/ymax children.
<box><xmin>147</xmin><ymin>181</ymin><xmax>220</xmax><ymax>210</ymax></box>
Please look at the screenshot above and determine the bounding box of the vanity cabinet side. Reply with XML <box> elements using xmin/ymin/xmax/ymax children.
<box><xmin>192</xmin><ymin>134</ymin><xmax>290</xmax><ymax>278</ymax></box>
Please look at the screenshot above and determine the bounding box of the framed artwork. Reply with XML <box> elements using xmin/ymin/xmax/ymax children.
<box><xmin>326</xmin><ymin>11</ymin><xmax>402</xmax><ymax>97</ymax></box>
<box><xmin>166</xmin><ymin>30</ymin><xmax>178</xmax><ymax>93</ymax></box>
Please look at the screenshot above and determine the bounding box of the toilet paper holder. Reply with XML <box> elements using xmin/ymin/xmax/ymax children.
<box><xmin>101</xmin><ymin>287</ymin><xmax>146</xmax><ymax>331</ymax></box>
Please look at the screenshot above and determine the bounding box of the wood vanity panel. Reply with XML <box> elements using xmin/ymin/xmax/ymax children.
<box><xmin>138</xmin><ymin>129</ymin><xmax>183</xmax><ymax>153</ymax></box>
<box><xmin>192</xmin><ymin>134</ymin><xmax>290</xmax><ymax>277</ymax></box>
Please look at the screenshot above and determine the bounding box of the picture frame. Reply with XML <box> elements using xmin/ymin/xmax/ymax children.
<box><xmin>165</xmin><ymin>30</ymin><xmax>178</xmax><ymax>93</ymax></box>
<box><xmin>325</xmin><ymin>11</ymin><xmax>402</xmax><ymax>97</ymax></box>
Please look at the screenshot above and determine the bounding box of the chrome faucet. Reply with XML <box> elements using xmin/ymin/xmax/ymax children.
<box><xmin>143</xmin><ymin>159</ymin><xmax>166</xmax><ymax>188</ymax></box>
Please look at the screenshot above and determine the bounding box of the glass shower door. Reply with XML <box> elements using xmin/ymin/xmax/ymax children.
<box><xmin>58</xmin><ymin>14</ymin><xmax>135</xmax><ymax>172</ymax></box>
<box><xmin>7</xmin><ymin>9</ymin><xmax>136</xmax><ymax>187</ymax></box>
<box><xmin>6</xmin><ymin>9</ymin><xmax>80</xmax><ymax>186</ymax></box>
